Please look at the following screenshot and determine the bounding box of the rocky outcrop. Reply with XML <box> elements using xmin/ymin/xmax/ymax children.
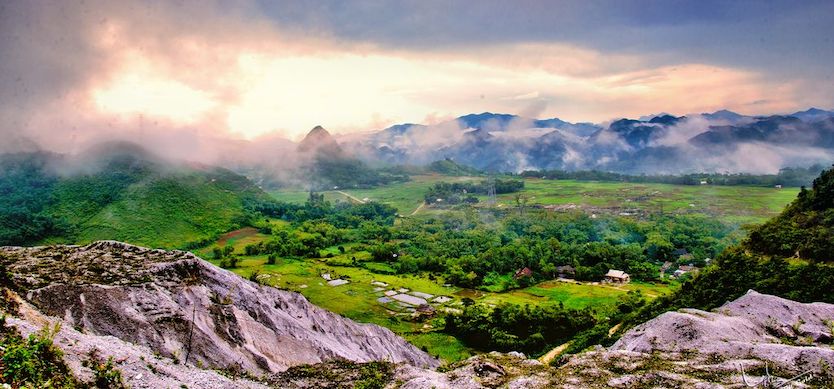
<box><xmin>3</xmin><ymin>241</ymin><xmax>833</xmax><ymax>388</ymax></box>
<box><xmin>8</xmin><ymin>297</ymin><xmax>268</xmax><ymax>389</ymax></box>
<box><xmin>611</xmin><ymin>290</ymin><xmax>834</xmax><ymax>377</ymax></box>
<box><xmin>0</xmin><ymin>241</ymin><xmax>437</xmax><ymax>376</ymax></box>
<box><xmin>390</xmin><ymin>291</ymin><xmax>834</xmax><ymax>388</ymax></box>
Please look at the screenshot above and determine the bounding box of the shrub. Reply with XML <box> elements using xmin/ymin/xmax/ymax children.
<box><xmin>0</xmin><ymin>323</ymin><xmax>81</xmax><ymax>388</ymax></box>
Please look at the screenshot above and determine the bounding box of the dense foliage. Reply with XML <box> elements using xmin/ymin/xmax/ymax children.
<box><xmin>383</xmin><ymin>212</ymin><xmax>731</xmax><ymax>291</ymax></box>
<box><xmin>306</xmin><ymin>154</ymin><xmax>409</xmax><ymax>190</ymax></box>
<box><xmin>242</xmin><ymin>193</ymin><xmax>398</xmax><ymax>258</ymax></box>
<box><xmin>425</xmin><ymin>159</ymin><xmax>482</xmax><ymax>176</ymax></box>
<box><xmin>0</xmin><ymin>323</ymin><xmax>82</xmax><ymax>388</ymax></box>
<box><xmin>423</xmin><ymin>179</ymin><xmax>524</xmax><ymax>204</ymax></box>
<box><xmin>613</xmin><ymin>165</ymin><xmax>834</xmax><ymax>347</ymax></box>
<box><xmin>0</xmin><ymin>149</ymin><xmax>272</xmax><ymax>248</ymax></box>
<box><xmin>248</xmin><ymin>191</ymin><xmax>398</xmax><ymax>227</ymax></box>
<box><xmin>521</xmin><ymin>164</ymin><xmax>826</xmax><ymax>187</ymax></box>
<box><xmin>0</xmin><ymin>152</ymin><xmax>68</xmax><ymax>245</ymax></box>
<box><xmin>746</xmin><ymin>166</ymin><xmax>834</xmax><ymax>261</ymax></box>
<box><xmin>444</xmin><ymin>302</ymin><xmax>596</xmax><ymax>354</ymax></box>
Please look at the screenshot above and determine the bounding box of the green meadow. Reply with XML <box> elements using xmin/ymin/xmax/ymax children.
<box><xmin>196</xmin><ymin>224</ymin><xmax>676</xmax><ymax>363</ymax></box>
<box><xmin>198</xmin><ymin>176</ymin><xmax>798</xmax><ymax>362</ymax></box>
<box><xmin>508</xmin><ymin>179</ymin><xmax>798</xmax><ymax>225</ymax></box>
<box><xmin>271</xmin><ymin>175</ymin><xmax>797</xmax><ymax>224</ymax></box>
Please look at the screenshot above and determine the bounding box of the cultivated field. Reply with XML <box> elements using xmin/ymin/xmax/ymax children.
<box><xmin>272</xmin><ymin>175</ymin><xmax>798</xmax><ymax>224</ymax></box>
<box><xmin>196</xmin><ymin>235</ymin><xmax>674</xmax><ymax>362</ymax></box>
<box><xmin>214</xmin><ymin>177</ymin><xmax>799</xmax><ymax>362</ymax></box>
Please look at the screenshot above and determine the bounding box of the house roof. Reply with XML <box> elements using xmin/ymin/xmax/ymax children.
<box><xmin>514</xmin><ymin>267</ymin><xmax>533</xmax><ymax>278</ymax></box>
<box><xmin>605</xmin><ymin>269</ymin><xmax>629</xmax><ymax>279</ymax></box>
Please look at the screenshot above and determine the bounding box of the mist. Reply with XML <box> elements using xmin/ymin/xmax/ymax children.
<box><xmin>2</xmin><ymin>1</ymin><xmax>833</xmax><ymax>181</ymax></box>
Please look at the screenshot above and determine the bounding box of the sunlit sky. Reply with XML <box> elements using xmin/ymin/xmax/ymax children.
<box><xmin>1</xmin><ymin>0</ymin><xmax>833</xmax><ymax>142</ymax></box>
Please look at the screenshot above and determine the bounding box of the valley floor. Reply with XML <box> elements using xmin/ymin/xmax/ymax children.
<box><xmin>214</xmin><ymin>177</ymin><xmax>796</xmax><ymax>362</ymax></box>
<box><xmin>195</xmin><ymin>228</ymin><xmax>675</xmax><ymax>362</ymax></box>
<box><xmin>272</xmin><ymin>175</ymin><xmax>798</xmax><ymax>224</ymax></box>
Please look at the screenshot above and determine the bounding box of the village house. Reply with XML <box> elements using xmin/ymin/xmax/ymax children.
<box><xmin>603</xmin><ymin>269</ymin><xmax>630</xmax><ymax>284</ymax></box>
<box><xmin>513</xmin><ymin>267</ymin><xmax>533</xmax><ymax>279</ymax></box>
<box><xmin>556</xmin><ymin>265</ymin><xmax>576</xmax><ymax>279</ymax></box>
<box><xmin>673</xmin><ymin>265</ymin><xmax>700</xmax><ymax>278</ymax></box>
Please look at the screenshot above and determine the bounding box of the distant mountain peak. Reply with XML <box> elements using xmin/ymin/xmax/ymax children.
<box><xmin>648</xmin><ymin>114</ymin><xmax>682</xmax><ymax>125</ymax></box>
<box><xmin>800</xmin><ymin>107</ymin><xmax>827</xmax><ymax>113</ymax></box>
<box><xmin>298</xmin><ymin>125</ymin><xmax>342</xmax><ymax>153</ymax></box>
<box><xmin>702</xmin><ymin>109</ymin><xmax>744</xmax><ymax>120</ymax></box>
<box><xmin>790</xmin><ymin>107</ymin><xmax>834</xmax><ymax>122</ymax></box>
<box><xmin>638</xmin><ymin>112</ymin><xmax>672</xmax><ymax>121</ymax></box>
<box><xmin>712</xmin><ymin>109</ymin><xmax>740</xmax><ymax>115</ymax></box>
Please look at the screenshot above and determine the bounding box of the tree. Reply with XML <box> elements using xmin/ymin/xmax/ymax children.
<box><xmin>212</xmin><ymin>247</ymin><xmax>223</xmax><ymax>260</ymax></box>
<box><xmin>645</xmin><ymin>232</ymin><xmax>674</xmax><ymax>261</ymax></box>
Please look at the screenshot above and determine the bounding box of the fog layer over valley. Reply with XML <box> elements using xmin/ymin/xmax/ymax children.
<box><xmin>6</xmin><ymin>107</ymin><xmax>834</xmax><ymax>193</ymax></box>
<box><xmin>345</xmin><ymin>109</ymin><xmax>834</xmax><ymax>174</ymax></box>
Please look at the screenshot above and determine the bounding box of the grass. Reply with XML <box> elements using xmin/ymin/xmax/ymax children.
<box><xmin>73</xmin><ymin>175</ymin><xmax>247</xmax><ymax>249</ymax></box>
<box><xmin>461</xmin><ymin>280</ymin><xmax>673</xmax><ymax>312</ymax></box>
<box><xmin>500</xmin><ymin>179</ymin><xmax>798</xmax><ymax>225</ymax></box>
<box><xmin>270</xmin><ymin>175</ymin><xmax>483</xmax><ymax>215</ymax></box>
<box><xmin>227</xmin><ymin>176</ymin><xmax>797</xmax><ymax>362</ymax></box>
<box><xmin>34</xmin><ymin>168</ymin><xmax>271</xmax><ymax>250</ymax></box>
<box><xmin>202</xmin><ymin>246</ymin><xmax>674</xmax><ymax>363</ymax></box>
<box><xmin>269</xmin><ymin>176</ymin><xmax>797</xmax><ymax>224</ymax></box>
<box><xmin>205</xmin><ymin>253</ymin><xmax>474</xmax><ymax>362</ymax></box>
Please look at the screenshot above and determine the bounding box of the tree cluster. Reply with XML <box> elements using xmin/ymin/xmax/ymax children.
<box><xmin>520</xmin><ymin>164</ymin><xmax>826</xmax><ymax>187</ymax></box>
<box><xmin>444</xmin><ymin>302</ymin><xmax>596</xmax><ymax>355</ymax></box>
<box><xmin>423</xmin><ymin>179</ymin><xmax>524</xmax><ymax>204</ymax></box>
<box><xmin>381</xmin><ymin>212</ymin><xmax>732</xmax><ymax>291</ymax></box>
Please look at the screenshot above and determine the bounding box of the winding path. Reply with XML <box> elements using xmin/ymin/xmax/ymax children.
<box><xmin>410</xmin><ymin>202</ymin><xmax>426</xmax><ymax>216</ymax></box>
<box><xmin>336</xmin><ymin>191</ymin><xmax>365</xmax><ymax>204</ymax></box>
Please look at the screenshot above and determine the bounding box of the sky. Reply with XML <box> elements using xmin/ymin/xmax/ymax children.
<box><xmin>1</xmin><ymin>0</ymin><xmax>833</xmax><ymax>146</ymax></box>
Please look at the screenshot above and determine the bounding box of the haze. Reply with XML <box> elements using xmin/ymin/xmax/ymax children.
<box><xmin>1</xmin><ymin>0</ymin><xmax>833</xmax><ymax>154</ymax></box>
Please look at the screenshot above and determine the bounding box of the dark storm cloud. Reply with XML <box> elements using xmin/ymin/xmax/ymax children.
<box><xmin>254</xmin><ymin>0</ymin><xmax>834</xmax><ymax>84</ymax></box>
<box><xmin>0</xmin><ymin>0</ymin><xmax>831</xmax><ymax>161</ymax></box>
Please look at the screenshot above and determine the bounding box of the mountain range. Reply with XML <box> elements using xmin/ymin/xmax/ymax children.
<box><xmin>327</xmin><ymin>108</ymin><xmax>834</xmax><ymax>174</ymax></box>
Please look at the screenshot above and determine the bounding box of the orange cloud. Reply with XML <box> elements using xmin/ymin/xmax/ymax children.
<box><xmin>8</xmin><ymin>0</ymin><xmax>816</xmax><ymax>152</ymax></box>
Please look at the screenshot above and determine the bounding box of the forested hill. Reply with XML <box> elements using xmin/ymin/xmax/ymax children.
<box><xmin>0</xmin><ymin>146</ymin><xmax>272</xmax><ymax>249</ymax></box>
<box><xmin>745</xmin><ymin>166</ymin><xmax>834</xmax><ymax>260</ymax></box>
<box><xmin>618</xmin><ymin>165</ymin><xmax>834</xmax><ymax>334</ymax></box>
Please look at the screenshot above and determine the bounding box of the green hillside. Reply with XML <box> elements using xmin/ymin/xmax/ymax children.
<box><xmin>0</xmin><ymin>148</ymin><xmax>271</xmax><ymax>249</ymax></box>
<box><xmin>607</xmin><ymin>164</ymin><xmax>834</xmax><ymax>346</ymax></box>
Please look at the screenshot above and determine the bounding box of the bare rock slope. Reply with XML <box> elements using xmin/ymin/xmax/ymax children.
<box><xmin>3</xmin><ymin>241</ymin><xmax>833</xmax><ymax>388</ymax></box>
<box><xmin>0</xmin><ymin>241</ymin><xmax>437</xmax><ymax>377</ymax></box>
<box><xmin>262</xmin><ymin>290</ymin><xmax>834</xmax><ymax>388</ymax></box>
<box><xmin>9</xmin><ymin>299</ymin><xmax>269</xmax><ymax>389</ymax></box>
<box><xmin>611</xmin><ymin>290</ymin><xmax>834</xmax><ymax>377</ymax></box>
<box><xmin>390</xmin><ymin>290</ymin><xmax>834</xmax><ymax>388</ymax></box>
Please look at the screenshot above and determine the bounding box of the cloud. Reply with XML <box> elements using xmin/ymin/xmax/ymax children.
<box><xmin>0</xmin><ymin>0</ymin><xmax>830</xmax><ymax>173</ymax></box>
